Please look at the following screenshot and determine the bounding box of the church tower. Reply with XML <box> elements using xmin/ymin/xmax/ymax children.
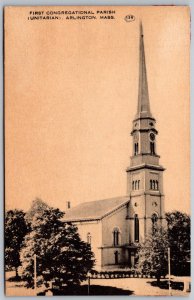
<box><xmin>126</xmin><ymin>23</ymin><xmax>165</xmax><ymax>244</ymax></box>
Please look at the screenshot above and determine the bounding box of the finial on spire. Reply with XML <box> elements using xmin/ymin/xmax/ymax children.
<box><xmin>140</xmin><ymin>20</ymin><xmax>143</xmax><ymax>37</ymax></box>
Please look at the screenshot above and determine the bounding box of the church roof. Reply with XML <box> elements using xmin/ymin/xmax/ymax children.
<box><xmin>62</xmin><ymin>196</ymin><xmax>130</xmax><ymax>222</ymax></box>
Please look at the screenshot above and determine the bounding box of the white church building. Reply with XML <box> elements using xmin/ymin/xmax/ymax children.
<box><xmin>63</xmin><ymin>24</ymin><xmax>165</xmax><ymax>270</ymax></box>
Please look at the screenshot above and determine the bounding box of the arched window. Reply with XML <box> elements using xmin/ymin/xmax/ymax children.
<box><xmin>150</xmin><ymin>180</ymin><xmax>152</xmax><ymax>190</ymax></box>
<box><xmin>134</xmin><ymin>214</ymin><xmax>139</xmax><ymax>242</ymax></box>
<box><xmin>135</xmin><ymin>180</ymin><xmax>138</xmax><ymax>190</ymax></box>
<box><xmin>132</xmin><ymin>181</ymin><xmax>134</xmax><ymax>190</ymax></box>
<box><xmin>138</xmin><ymin>180</ymin><xmax>140</xmax><ymax>190</ymax></box>
<box><xmin>136</xmin><ymin>143</ymin><xmax>139</xmax><ymax>154</ymax></box>
<box><xmin>151</xmin><ymin>213</ymin><xmax>158</xmax><ymax>233</ymax></box>
<box><xmin>150</xmin><ymin>142</ymin><xmax>155</xmax><ymax>155</ymax></box>
<box><xmin>152</xmin><ymin>213</ymin><xmax>158</xmax><ymax>224</ymax></box>
<box><xmin>153</xmin><ymin>180</ymin><xmax>155</xmax><ymax>190</ymax></box>
<box><xmin>155</xmin><ymin>180</ymin><xmax>158</xmax><ymax>190</ymax></box>
<box><xmin>113</xmin><ymin>228</ymin><xmax>120</xmax><ymax>246</ymax></box>
<box><xmin>87</xmin><ymin>232</ymin><xmax>91</xmax><ymax>245</ymax></box>
<box><xmin>153</xmin><ymin>143</ymin><xmax>155</xmax><ymax>154</ymax></box>
<box><xmin>134</xmin><ymin>143</ymin><xmax>139</xmax><ymax>156</ymax></box>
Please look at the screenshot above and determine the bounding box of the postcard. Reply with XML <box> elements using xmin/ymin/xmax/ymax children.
<box><xmin>4</xmin><ymin>6</ymin><xmax>190</xmax><ymax>296</ymax></box>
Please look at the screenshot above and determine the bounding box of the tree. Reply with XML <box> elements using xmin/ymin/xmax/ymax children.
<box><xmin>5</xmin><ymin>210</ymin><xmax>28</xmax><ymax>277</ymax></box>
<box><xmin>136</xmin><ymin>224</ymin><xmax>168</xmax><ymax>283</ymax></box>
<box><xmin>20</xmin><ymin>199</ymin><xmax>95</xmax><ymax>289</ymax></box>
<box><xmin>25</xmin><ymin>198</ymin><xmax>50</xmax><ymax>224</ymax></box>
<box><xmin>166</xmin><ymin>211</ymin><xmax>190</xmax><ymax>276</ymax></box>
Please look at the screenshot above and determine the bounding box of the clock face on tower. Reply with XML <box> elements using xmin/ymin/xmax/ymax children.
<box><xmin>149</xmin><ymin>132</ymin><xmax>155</xmax><ymax>141</ymax></box>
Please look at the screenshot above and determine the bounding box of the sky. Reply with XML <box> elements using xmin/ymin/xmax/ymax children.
<box><xmin>5</xmin><ymin>6</ymin><xmax>190</xmax><ymax>213</ymax></box>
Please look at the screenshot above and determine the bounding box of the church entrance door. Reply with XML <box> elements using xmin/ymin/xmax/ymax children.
<box><xmin>128</xmin><ymin>250</ymin><xmax>135</xmax><ymax>267</ymax></box>
<box><xmin>114</xmin><ymin>251</ymin><xmax>119</xmax><ymax>264</ymax></box>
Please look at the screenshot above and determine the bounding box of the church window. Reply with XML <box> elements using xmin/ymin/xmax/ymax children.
<box><xmin>150</xmin><ymin>142</ymin><xmax>155</xmax><ymax>155</ymax></box>
<box><xmin>134</xmin><ymin>143</ymin><xmax>139</xmax><ymax>155</ymax></box>
<box><xmin>151</xmin><ymin>213</ymin><xmax>158</xmax><ymax>233</ymax></box>
<box><xmin>138</xmin><ymin>180</ymin><xmax>140</xmax><ymax>189</ymax></box>
<box><xmin>155</xmin><ymin>180</ymin><xmax>158</xmax><ymax>190</ymax></box>
<box><xmin>153</xmin><ymin>180</ymin><xmax>155</xmax><ymax>190</ymax></box>
<box><xmin>113</xmin><ymin>228</ymin><xmax>120</xmax><ymax>246</ymax></box>
<box><xmin>135</xmin><ymin>180</ymin><xmax>138</xmax><ymax>190</ymax></box>
<box><xmin>133</xmin><ymin>180</ymin><xmax>140</xmax><ymax>190</ymax></box>
<box><xmin>152</xmin><ymin>213</ymin><xmax>158</xmax><ymax>224</ymax></box>
<box><xmin>134</xmin><ymin>214</ymin><xmax>139</xmax><ymax>242</ymax></box>
<box><xmin>150</xmin><ymin>180</ymin><xmax>152</xmax><ymax>189</ymax></box>
<box><xmin>153</xmin><ymin>143</ymin><xmax>155</xmax><ymax>154</ymax></box>
<box><xmin>132</xmin><ymin>181</ymin><xmax>134</xmax><ymax>190</ymax></box>
<box><xmin>87</xmin><ymin>232</ymin><xmax>91</xmax><ymax>245</ymax></box>
<box><xmin>150</xmin><ymin>179</ymin><xmax>158</xmax><ymax>190</ymax></box>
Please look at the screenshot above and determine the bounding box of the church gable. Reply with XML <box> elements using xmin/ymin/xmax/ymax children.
<box><xmin>101</xmin><ymin>204</ymin><xmax>129</xmax><ymax>247</ymax></box>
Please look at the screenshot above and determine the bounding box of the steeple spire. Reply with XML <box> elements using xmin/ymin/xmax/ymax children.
<box><xmin>136</xmin><ymin>22</ymin><xmax>152</xmax><ymax>119</ymax></box>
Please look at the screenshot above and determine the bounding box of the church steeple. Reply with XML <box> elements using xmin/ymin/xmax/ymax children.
<box><xmin>126</xmin><ymin>21</ymin><xmax>167</xmax><ymax>171</ymax></box>
<box><xmin>136</xmin><ymin>22</ymin><xmax>152</xmax><ymax>119</ymax></box>
<box><xmin>126</xmin><ymin>21</ymin><xmax>165</xmax><ymax>246</ymax></box>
